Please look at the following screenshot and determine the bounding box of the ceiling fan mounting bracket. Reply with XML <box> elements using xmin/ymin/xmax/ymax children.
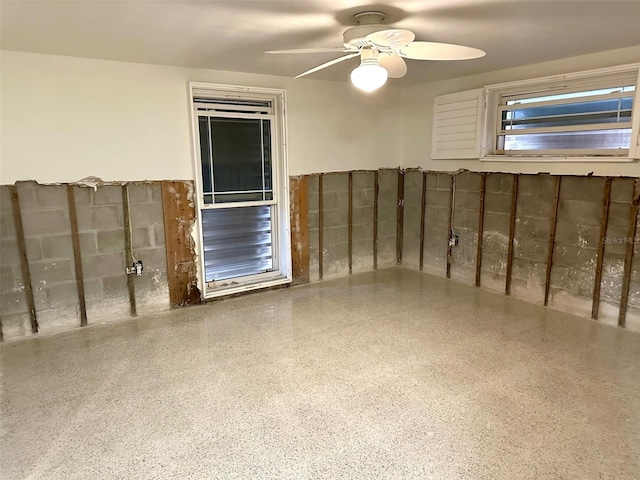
<box><xmin>353</xmin><ymin>11</ymin><xmax>386</xmax><ymax>25</ymax></box>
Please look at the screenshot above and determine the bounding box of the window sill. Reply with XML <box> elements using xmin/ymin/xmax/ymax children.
<box><xmin>204</xmin><ymin>274</ymin><xmax>291</xmax><ymax>299</ymax></box>
<box><xmin>482</xmin><ymin>155</ymin><xmax>636</xmax><ymax>163</ymax></box>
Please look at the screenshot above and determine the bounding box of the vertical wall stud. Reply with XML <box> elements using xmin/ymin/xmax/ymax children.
<box><xmin>0</xmin><ymin>316</ymin><xmax>4</xmax><ymax>342</ymax></box>
<box><xmin>122</xmin><ymin>185</ymin><xmax>137</xmax><ymax>317</ymax></box>
<box><xmin>289</xmin><ymin>176</ymin><xmax>310</xmax><ymax>285</ymax></box>
<box><xmin>67</xmin><ymin>185</ymin><xmax>88</xmax><ymax>326</ymax></box>
<box><xmin>396</xmin><ymin>168</ymin><xmax>405</xmax><ymax>265</ymax></box>
<box><xmin>348</xmin><ymin>171</ymin><xmax>353</xmax><ymax>275</ymax></box>
<box><xmin>10</xmin><ymin>185</ymin><xmax>38</xmax><ymax>333</ymax></box>
<box><xmin>419</xmin><ymin>172</ymin><xmax>427</xmax><ymax>271</ymax></box>
<box><xmin>544</xmin><ymin>176</ymin><xmax>562</xmax><ymax>306</ymax></box>
<box><xmin>446</xmin><ymin>174</ymin><xmax>455</xmax><ymax>279</ymax></box>
<box><xmin>475</xmin><ymin>173</ymin><xmax>487</xmax><ymax>287</ymax></box>
<box><xmin>373</xmin><ymin>170</ymin><xmax>379</xmax><ymax>270</ymax></box>
<box><xmin>161</xmin><ymin>181</ymin><xmax>201</xmax><ymax>307</ymax></box>
<box><xmin>318</xmin><ymin>173</ymin><xmax>324</xmax><ymax>280</ymax></box>
<box><xmin>591</xmin><ymin>177</ymin><xmax>612</xmax><ymax>319</ymax></box>
<box><xmin>505</xmin><ymin>174</ymin><xmax>519</xmax><ymax>295</ymax></box>
<box><xmin>618</xmin><ymin>178</ymin><xmax>640</xmax><ymax>327</ymax></box>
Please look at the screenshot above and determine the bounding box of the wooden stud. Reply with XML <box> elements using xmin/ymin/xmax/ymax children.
<box><xmin>396</xmin><ymin>168</ymin><xmax>405</xmax><ymax>265</ymax></box>
<box><xmin>618</xmin><ymin>178</ymin><xmax>640</xmax><ymax>327</ymax></box>
<box><xmin>66</xmin><ymin>185</ymin><xmax>88</xmax><ymax>326</ymax></box>
<box><xmin>0</xmin><ymin>316</ymin><xmax>4</xmax><ymax>342</ymax></box>
<box><xmin>446</xmin><ymin>174</ymin><xmax>454</xmax><ymax>279</ymax></box>
<box><xmin>591</xmin><ymin>177</ymin><xmax>612</xmax><ymax>319</ymax></box>
<box><xmin>122</xmin><ymin>185</ymin><xmax>137</xmax><ymax>317</ymax></box>
<box><xmin>289</xmin><ymin>176</ymin><xmax>310</xmax><ymax>285</ymax></box>
<box><xmin>161</xmin><ymin>181</ymin><xmax>201</xmax><ymax>307</ymax></box>
<box><xmin>373</xmin><ymin>170</ymin><xmax>379</xmax><ymax>270</ymax></box>
<box><xmin>419</xmin><ymin>172</ymin><xmax>427</xmax><ymax>271</ymax></box>
<box><xmin>10</xmin><ymin>185</ymin><xmax>38</xmax><ymax>333</ymax></box>
<box><xmin>318</xmin><ymin>173</ymin><xmax>324</xmax><ymax>280</ymax></box>
<box><xmin>348</xmin><ymin>171</ymin><xmax>353</xmax><ymax>275</ymax></box>
<box><xmin>475</xmin><ymin>173</ymin><xmax>487</xmax><ymax>287</ymax></box>
<box><xmin>505</xmin><ymin>174</ymin><xmax>519</xmax><ymax>295</ymax></box>
<box><xmin>544</xmin><ymin>176</ymin><xmax>562</xmax><ymax>306</ymax></box>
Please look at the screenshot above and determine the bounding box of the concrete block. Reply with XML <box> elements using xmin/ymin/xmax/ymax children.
<box><xmin>35</xmin><ymin>185</ymin><xmax>68</xmax><ymax>209</ymax></box>
<box><xmin>0</xmin><ymin>212</ymin><xmax>16</xmax><ymax>239</ymax></box>
<box><xmin>323</xmin><ymin>226</ymin><xmax>348</xmax><ymax>246</ymax></box>
<box><xmin>353</xmin><ymin>190</ymin><xmax>374</xmax><ymax>209</ymax></box>
<box><xmin>0</xmin><ymin>239</ymin><xmax>21</xmax><ymax>266</ymax></box>
<box><xmin>610</xmin><ymin>177</ymin><xmax>635</xmax><ymax>203</ymax></box>
<box><xmin>435</xmin><ymin>207</ymin><xmax>449</xmax><ymax>227</ymax></box>
<box><xmin>72</xmin><ymin>185</ymin><xmax>92</xmax><ymax>206</ymax></box>
<box><xmin>558</xmin><ymin>199</ymin><xmax>602</xmax><ymax>225</ymax></box>
<box><xmin>150</xmin><ymin>183</ymin><xmax>163</xmax><ymax>203</ymax></box>
<box><xmin>607</xmin><ymin>203</ymin><xmax>632</xmax><ymax>227</ymax></box>
<box><xmin>353</xmin><ymin>223</ymin><xmax>373</xmax><ymax>242</ymax></box>
<box><xmin>41</xmin><ymin>234</ymin><xmax>73</xmax><ymax>259</ymax></box>
<box><xmin>352</xmin><ymin>206</ymin><xmax>374</xmax><ymax>225</ymax></box>
<box><xmin>455</xmin><ymin>191</ymin><xmax>480</xmax><ymax>210</ymax></box>
<box><xmin>79</xmin><ymin>232</ymin><xmax>98</xmax><ymax>255</ymax></box>
<box><xmin>83</xmin><ymin>278</ymin><xmax>103</xmax><ymax>298</ymax></box>
<box><xmin>323</xmin><ymin>173</ymin><xmax>348</xmax><ymax>193</ymax></box>
<box><xmin>93</xmin><ymin>186</ymin><xmax>122</xmax><ymax>206</ymax></box>
<box><xmin>426</xmin><ymin>173</ymin><xmax>437</xmax><ymax>189</ymax></box>
<box><xmin>464</xmin><ymin>210</ymin><xmax>481</xmax><ymax>231</ymax></box>
<box><xmin>14</xmin><ymin>182</ymin><xmax>38</xmax><ymax>210</ymax></box>
<box><xmin>553</xmin><ymin>244</ymin><xmax>596</xmax><ymax>268</ymax></box>
<box><xmin>91</xmin><ymin>206</ymin><xmax>124</xmax><ymax>230</ymax></box>
<box><xmin>514</xmin><ymin>216</ymin><xmax>551</xmax><ymax>242</ymax></box>
<box><xmin>405</xmin><ymin>170</ymin><xmax>422</xmax><ymax>189</ymax></box>
<box><xmin>427</xmin><ymin>189</ymin><xmax>450</xmax><ymax>208</ymax></box>
<box><xmin>308</xmin><ymin>189</ymin><xmax>319</xmax><ymax>211</ymax></box>
<box><xmin>97</xmin><ymin>229</ymin><xmax>125</xmax><ymax>253</ymax></box>
<box><xmin>550</xmin><ymin>264</ymin><xmax>595</xmax><ymax>299</ymax></box>
<box><xmin>0</xmin><ymin>186</ymin><xmax>12</xmax><ymax>213</ymax></box>
<box><xmin>21</xmin><ymin>209</ymin><xmax>69</xmax><ymax>236</ymax></box>
<box><xmin>308</xmin><ymin>211</ymin><xmax>319</xmax><ymax>230</ymax></box>
<box><xmin>513</xmin><ymin>237</ymin><xmax>548</xmax><ymax>263</ymax></box>
<box><xmin>0</xmin><ymin>290</ymin><xmax>29</xmax><ymax>315</ymax></box>
<box><xmin>483</xmin><ymin>212</ymin><xmax>510</xmax><ymax>233</ymax></box>
<box><xmin>30</xmin><ymin>259</ymin><xmax>74</xmax><ymax>284</ymax></box>
<box><xmin>132</xmin><ymin>227</ymin><xmax>152</xmax><ymax>249</ymax></box>
<box><xmin>323</xmin><ymin>208</ymin><xmax>348</xmax><ymax>229</ymax></box>
<box><xmin>321</xmin><ymin>191</ymin><xmax>339</xmax><ymax>211</ymax></box>
<box><xmin>555</xmin><ymin>222</ymin><xmax>600</xmax><ymax>248</ymax></box>
<box><xmin>436</xmin><ymin>173</ymin><xmax>453</xmax><ymax>190</ymax></box>
<box><xmin>0</xmin><ymin>312</ymin><xmax>31</xmax><ymax>338</ymax></box>
<box><xmin>486</xmin><ymin>173</ymin><xmax>513</xmax><ymax>194</ymax></box>
<box><xmin>130</xmin><ymin>203</ymin><xmax>164</xmax><ymax>226</ymax></box>
<box><xmin>0</xmin><ymin>265</ymin><xmax>21</xmax><ymax>294</ymax></box>
<box><xmin>83</xmin><ymin>252</ymin><xmax>126</xmax><ymax>278</ymax></box>
<box><xmin>484</xmin><ymin>192</ymin><xmax>512</xmax><ymax>215</ymax></box>
<box><xmin>128</xmin><ymin>184</ymin><xmax>153</xmax><ymax>204</ymax></box>
<box><xmin>46</xmin><ymin>281</ymin><xmax>80</xmax><ymax>308</ymax></box>
<box><xmin>517</xmin><ymin>174</ymin><xmax>556</xmax><ymax>198</ymax></box>
<box><xmin>101</xmin><ymin>274</ymin><xmax>128</xmax><ymax>296</ymax></box>
<box><xmin>352</xmin><ymin>172</ymin><xmax>374</xmax><ymax>191</ymax></box>
<box><xmin>308</xmin><ymin>175</ymin><xmax>319</xmax><ymax>194</ymax></box>
<box><xmin>517</xmin><ymin>195</ymin><xmax>554</xmax><ymax>219</ymax></box>
<box><xmin>27</xmin><ymin>235</ymin><xmax>43</xmax><ymax>261</ymax></box>
<box><xmin>132</xmin><ymin>246</ymin><xmax>167</xmax><ymax>269</ymax></box>
<box><xmin>560</xmin><ymin>176</ymin><xmax>605</xmax><ymax>202</ymax></box>
<box><xmin>603</xmin><ymin>225</ymin><xmax>632</xmax><ymax>255</ymax></box>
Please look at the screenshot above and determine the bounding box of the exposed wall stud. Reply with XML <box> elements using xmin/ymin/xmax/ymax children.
<box><xmin>161</xmin><ymin>181</ymin><xmax>201</xmax><ymax>307</ymax></box>
<box><xmin>10</xmin><ymin>185</ymin><xmax>38</xmax><ymax>333</ymax></box>
<box><xmin>591</xmin><ymin>177</ymin><xmax>612</xmax><ymax>319</ymax></box>
<box><xmin>318</xmin><ymin>173</ymin><xmax>324</xmax><ymax>280</ymax></box>
<box><xmin>67</xmin><ymin>185</ymin><xmax>88</xmax><ymax>326</ymax></box>
<box><xmin>505</xmin><ymin>174</ymin><xmax>519</xmax><ymax>295</ymax></box>
<box><xmin>544</xmin><ymin>176</ymin><xmax>562</xmax><ymax>306</ymax></box>
<box><xmin>419</xmin><ymin>172</ymin><xmax>427</xmax><ymax>271</ymax></box>
<box><xmin>348</xmin><ymin>171</ymin><xmax>353</xmax><ymax>274</ymax></box>
<box><xmin>373</xmin><ymin>170</ymin><xmax>379</xmax><ymax>270</ymax></box>
<box><xmin>122</xmin><ymin>185</ymin><xmax>137</xmax><ymax>317</ymax></box>
<box><xmin>618</xmin><ymin>177</ymin><xmax>640</xmax><ymax>327</ymax></box>
<box><xmin>289</xmin><ymin>176</ymin><xmax>310</xmax><ymax>285</ymax></box>
<box><xmin>396</xmin><ymin>168</ymin><xmax>405</xmax><ymax>265</ymax></box>
<box><xmin>0</xmin><ymin>316</ymin><xmax>4</xmax><ymax>342</ymax></box>
<box><xmin>475</xmin><ymin>173</ymin><xmax>487</xmax><ymax>287</ymax></box>
<box><xmin>446</xmin><ymin>174</ymin><xmax>455</xmax><ymax>279</ymax></box>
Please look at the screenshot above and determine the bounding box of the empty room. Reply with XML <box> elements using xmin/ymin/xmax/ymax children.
<box><xmin>1</xmin><ymin>1</ymin><xmax>640</xmax><ymax>478</ymax></box>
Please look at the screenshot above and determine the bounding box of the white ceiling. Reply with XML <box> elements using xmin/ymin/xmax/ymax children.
<box><xmin>1</xmin><ymin>0</ymin><xmax>639</xmax><ymax>87</ymax></box>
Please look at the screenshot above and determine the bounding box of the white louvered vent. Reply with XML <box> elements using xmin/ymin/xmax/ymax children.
<box><xmin>431</xmin><ymin>88</ymin><xmax>484</xmax><ymax>159</ymax></box>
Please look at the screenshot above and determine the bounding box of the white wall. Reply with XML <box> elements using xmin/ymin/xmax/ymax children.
<box><xmin>0</xmin><ymin>51</ymin><xmax>403</xmax><ymax>183</ymax></box>
<box><xmin>402</xmin><ymin>46</ymin><xmax>640</xmax><ymax>176</ymax></box>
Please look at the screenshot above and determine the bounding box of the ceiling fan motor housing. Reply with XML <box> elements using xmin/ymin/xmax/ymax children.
<box><xmin>343</xmin><ymin>24</ymin><xmax>389</xmax><ymax>49</ymax></box>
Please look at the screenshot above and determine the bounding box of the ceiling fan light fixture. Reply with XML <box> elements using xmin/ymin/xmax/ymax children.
<box><xmin>350</xmin><ymin>49</ymin><xmax>388</xmax><ymax>92</ymax></box>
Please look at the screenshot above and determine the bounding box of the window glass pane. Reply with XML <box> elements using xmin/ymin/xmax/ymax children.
<box><xmin>214</xmin><ymin>192</ymin><xmax>264</xmax><ymax>203</ymax></box>
<box><xmin>502</xmin><ymin>97</ymin><xmax>633</xmax><ymax>130</ymax></box>
<box><xmin>503</xmin><ymin>129</ymin><xmax>631</xmax><ymax>151</ymax></box>
<box><xmin>262</xmin><ymin>120</ymin><xmax>272</xmax><ymax>191</ymax></box>
<box><xmin>198</xmin><ymin>117</ymin><xmax>213</xmax><ymax>194</ymax></box>
<box><xmin>201</xmin><ymin>206</ymin><xmax>273</xmax><ymax>282</ymax></box>
<box><xmin>203</xmin><ymin>194</ymin><xmax>213</xmax><ymax>205</ymax></box>
<box><xmin>265</xmin><ymin>191</ymin><xmax>273</xmax><ymax>201</ymax></box>
<box><xmin>211</xmin><ymin>118</ymin><xmax>263</xmax><ymax>193</ymax></box>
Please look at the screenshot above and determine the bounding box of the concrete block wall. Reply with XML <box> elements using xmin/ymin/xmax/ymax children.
<box><xmin>0</xmin><ymin>182</ymin><xmax>169</xmax><ymax>340</ymax></box>
<box><xmin>450</xmin><ymin>172</ymin><xmax>482</xmax><ymax>286</ymax></box>
<box><xmin>377</xmin><ymin>169</ymin><xmax>398</xmax><ymax>268</ymax></box>
<box><xmin>351</xmin><ymin>171</ymin><xmax>375</xmax><ymax>274</ymax></box>
<box><xmin>401</xmin><ymin>170</ymin><xmax>423</xmax><ymax>268</ymax></box>
<box><xmin>422</xmin><ymin>173</ymin><xmax>451</xmax><ymax>275</ymax></box>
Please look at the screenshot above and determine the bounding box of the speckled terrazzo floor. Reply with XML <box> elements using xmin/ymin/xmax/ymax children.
<box><xmin>1</xmin><ymin>268</ymin><xmax>639</xmax><ymax>480</ymax></box>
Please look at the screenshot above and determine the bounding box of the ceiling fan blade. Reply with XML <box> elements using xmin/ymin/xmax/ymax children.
<box><xmin>266</xmin><ymin>47</ymin><xmax>356</xmax><ymax>54</ymax></box>
<box><xmin>398</xmin><ymin>42</ymin><xmax>486</xmax><ymax>60</ymax></box>
<box><xmin>366</xmin><ymin>29</ymin><xmax>415</xmax><ymax>48</ymax></box>
<box><xmin>295</xmin><ymin>52</ymin><xmax>360</xmax><ymax>78</ymax></box>
<box><xmin>379</xmin><ymin>54</ymin><xmax>407</xmax><ymax>78</ymax></box>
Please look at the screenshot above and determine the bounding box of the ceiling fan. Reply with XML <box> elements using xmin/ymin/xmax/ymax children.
<box><xmin>266</xmin><ymin>11</ymin><xmax>485</xmax><ymax>92</ymax></box>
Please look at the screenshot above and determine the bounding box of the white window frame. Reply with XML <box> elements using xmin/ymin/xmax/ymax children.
<box><xmin>481</xmin><ymin>63</ymin><xmax>640</xmax><ymax>162</ymax></box>
<box><xmin>189</xmin><ymin>82</ymin><xmax>291</xmax><ymax>299</ymax></box>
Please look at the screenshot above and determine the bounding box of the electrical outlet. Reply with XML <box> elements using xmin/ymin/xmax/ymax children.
<box><xmin>449</xmin><ymin>234</ymin><xmax>459</xmax><ymax>248</ymax></box>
